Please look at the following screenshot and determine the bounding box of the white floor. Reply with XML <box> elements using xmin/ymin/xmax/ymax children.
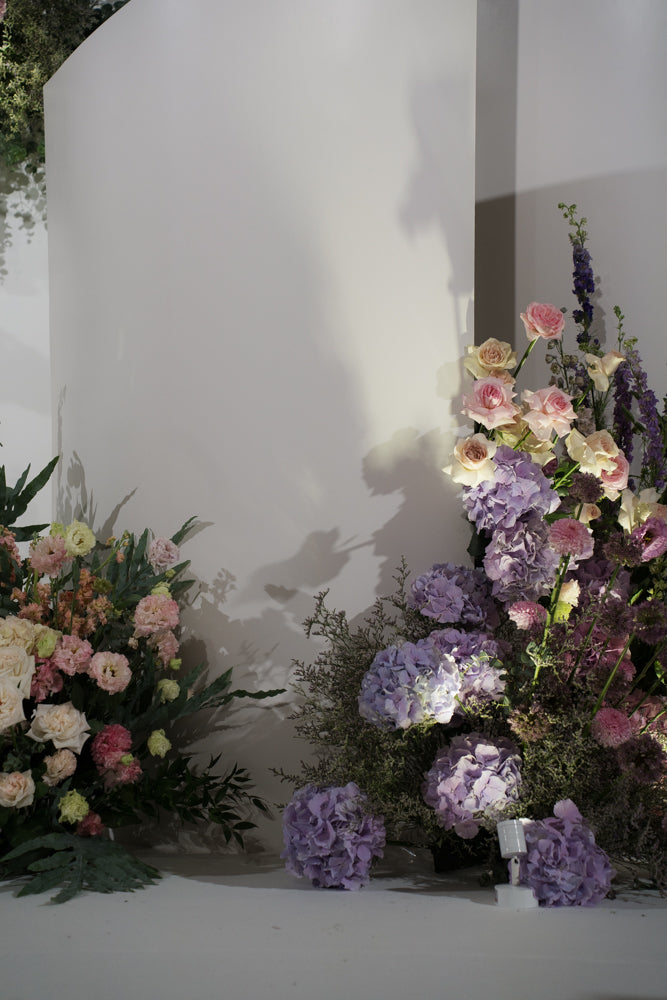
<box><xmin>2</xmin><ymin>849</ymin><xmax>666</xmax><ymax>1000</ymax></box>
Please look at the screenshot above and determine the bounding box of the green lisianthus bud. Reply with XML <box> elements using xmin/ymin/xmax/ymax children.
<box><xmin>147</xmin><ymin>729</ymin><xmax>172</xmax><ymax>758</ymax></box>
<box><xmin>58</xmin><ymin>789</ymin><xmax>90</xmax><ymax>825</ymax></box>
<box><xmin>49</xmin><ymin>522</ymin><xmax>66</xmax><ymax>538</ymax></box>
<box><xmin>151</xmin><ymin>582</ymin><xmax>171</xmax><ymax>597</ymax></box>
<box><xmin>36</xmin><ymin>627</ymin><xmax>60</xmax><ymax>659</ymax></box>
<box><xmin>120</xmin><ymin>754</ymin><xmax>134</xmax><ymax>766</ymax></box>
<box><xmin>168</xmin><ymin>658</ymin><xmax>181</xmax><ymax>671</ymax></box>
<box><xmin>157</xmin><ymin>679</ymin><xmax>180</xmax><ymax>703</ymax></box>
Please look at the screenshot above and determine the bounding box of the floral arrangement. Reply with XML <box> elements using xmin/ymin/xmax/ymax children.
<box><xmin>280</xmin><ymin>205</ymin><xmax>667</xmax><ymax>903</ymax></box>
<box><xmin>0</xmin><ymin>456</ymin><xmax>280</xmax><ymax>901</ymax></box>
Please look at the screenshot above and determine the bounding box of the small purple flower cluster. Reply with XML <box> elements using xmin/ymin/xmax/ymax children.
<box><xmin>422</xmin><ymin>733</ymin><xmax>522</xmax><ymax>839</ymax></box>
<box><xmin>409</xmin><ymin>563</ymin><xmax>497</xmax><ymax>627</ymax></box>
<box><xmin>518</xmin><ymin>800</ymin><xmax>614</xmax><ymax>906</ymax></box>
<box><xmin>282</xmin><ymin>783</ymin><xmax>385</xmax><ymax>890</ymax></box>
<box><xmin>358</xmin><ymin>641</ymin><xmax>461</xmax><ymax>730</ymax></box>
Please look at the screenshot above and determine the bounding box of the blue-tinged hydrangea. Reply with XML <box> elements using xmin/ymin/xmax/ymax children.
<box><xmin>419</xmin><ymin>629</ymin><xmax>505</xmax><ymax>707</ymax></box>
<box><xmin>484</xmin><ymin>517</ymin><xmax>560</xmax><ymax>604</ymax></box>
<box><xmin>281</xmin><ymin>783</ymin><xmax>385</xmax><ymax>890</ymax></box>
<box><xmin>518</xmin><ymin>799</ymin><xmax>614</xmax><ymax>906</ymax></box>
<box><xmin>462</xmin><ymin>445</ymin><xmax>560</xmax><ymax>534</ymax></box>
<box><xmin>410</xmin><ymin>563</ymin><xmax>498</xmax><ymax>627</ymax></box>
<box><xmin>422</xmin><ymin>733</ymin><xmax>522</xmax><ymax>838</ymax></box>
<box><xmin>358</xmin><ymin>641</ymin><xmax>461</xmax><ymax>731</ymax></box>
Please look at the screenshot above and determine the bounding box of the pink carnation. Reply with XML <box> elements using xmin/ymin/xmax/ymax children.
<box><xmin>51</xmin><ymin>635</ymin><xmax>93</xmax><ymax>676</ymax></box>
<box><xmin>30</xmin><ymin>659</ymin><xmax>64</xmax><ymax>702</ymax></box>
<box><xmin>89</xmin><ymin>651</ymin><xmax>132</xmax><ymax>694</ymax></box>
<box><xmin>148</xmin><ymin>537</ymin><xmax>180</xmax><ymax>572</ymax></box>
<box><xmin>520</xmin><ymin>302</ymin><xmax>565</xmax><ymax>341</ymax></box>
<box><xmin>521</xmin><ymin>387</ymin><xmax>576</xmax><ymax>441</ymax></box>
<box><xmin>507</xmin><ymin>601</ymin><xmax>548</xmax><ymax>631</ymax></box>
<box><xmin>548</xmin><ymin>518</ymin><xmax>594</xmax><ymax>561</ymax></box>
<box><xmin>461</xmin><ymin>376</ymin><xmax>519</xmax><ymax>430</ymax></box>
<box><xmin>134</xmin><ymin>593</ymin><xmax>180</xmax><ymax>637</ymax></box>
<box><xmin>151</xmin><ymin>629</ymin><xmax>179</xmax><ymax>666</ymax></box>
<box><xmin>76</xmin><ymin>811</ymin><xmax>105</xmax><ymax>836</ymax></box>
<box><xmin>591</xmin><ymin>707</ymin><xmax>634</xmax><ymax>748</ymax></box>
<box><xmin>29</xmin><ymin>535</ymin><xmax>70</xmax><ymax>577</ymax></box>
<box><xmin>91</xmin><ymin>723</ymin><xmax>133</xmax><ymax>770</ymax></box>
<box><xmin>103</xmin><ymin>756</ymin><xmax>142</xmax><ymax>790</ymax></box>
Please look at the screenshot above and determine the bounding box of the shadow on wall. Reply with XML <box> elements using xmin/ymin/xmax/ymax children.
<box><xmin>0</xmin><ymin>163</ymin><xmax>46</xmax><ymax>284</ymax></box>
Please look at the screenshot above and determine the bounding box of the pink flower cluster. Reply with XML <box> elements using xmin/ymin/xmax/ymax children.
<box><xmin>29</xmin><ymin>535</ymin><xmax>70</xmax><ymax>577</ymax></box>
<box><xmin>507</xmin><ymin>601</ymin><xmax>548</xmax><ymax>632</ymax></box>
<box><xmin>30</xmin><ymin>660</ymin><xmax>64</xmax><ymax>702</ymax></box>
<box><xmin>134</xmin><ymin>594</ymin><xmax>180</xmax><ymax>637</ymax></box>
<box><xmin>148</xmin><ymin>537</ymin><xmax>180</xmax><ymax>572</ymax></box>
<box><xmin>90</xmin><ymin>723</ymin><xmax>142</xmax><ymax>789</ymax></box>
<box><xmin>51</xmin><ymin>635</ymin><xmax>93</xmax><ymax>676</ymax></box>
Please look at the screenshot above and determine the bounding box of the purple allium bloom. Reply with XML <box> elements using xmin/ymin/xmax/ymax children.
<box><xmin>569</xmin><ymin>472</ymin><xmax>603</xmax><ymax>504</ymax></box>
<box><xmin>462</xmin><ymin>446</ymin><xmax>560</xmax><ymax>534</ymax></box>
<box><xmin>631</xmin><ymin>516</ymin><xmax>667</xmax><ymax>562</ymax></box>
<box><xmin>484</xmin><ymin>518</ymin><xmax>560</xmax><ymax>605</ymax></box>
<box><xmin>410</xmin><ymin>563</ymin><xmax>498</xmax><ymax>628</ymax></box>
<box><xmin>422</xmin><ymin>733</ymin><xmax>522</xmax><ymax>839</ymax></box>
<box><xmin>282</xmin><ymin>783</ymin><xmax>385</xmax><ymax>890</ymax></box>
<box><xmin>518</xmin><ymin>800</ymin><xmax>614</xmax><ymax>906</ymax></box>
<box><xmin>358</xmin><ymin>641</ymin><xmax>461</xmax><ymax>730</ymax></box>
<box><xmin>615</xmin><ymin>734</ymin><xmax>667</xmax><ymax>784</ymax></box>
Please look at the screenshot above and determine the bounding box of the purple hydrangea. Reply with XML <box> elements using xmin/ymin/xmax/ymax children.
<box><xmin>422</xmin><ymin>733</ymin><xmax>522</xmax><ymax>839</ymax></box>
<box><xmin>282</xmin><ymin>783</ymin><xmax>385</xmax><ymax>890</ymax></box>
<box><xmin>419</xmin><ymin>629</ymin><xmax>505</xmax><ymax>707</ymax></box>
<box><xmin>518</xmin><ymin>800</ymin><xmax>614</xmax><ymax>906</ymax></box>
<box><xmin>410</xmin><ymin>563</ymin><xmax>498</xmax><ymax>627</ymax></box>
<box><xmin>483</xmin><ymin>517</ymin><xmax>560</xmax><ymax>604</ymax></box>
<box><xmin>358</xmin><ymin>641</ymin><xmax>461</xmax><ymax>730</ymax></box>
<box><xmin>462</xmin><ymin>446</ymin><xmax>560</xmax><ymax>534</ymax></box>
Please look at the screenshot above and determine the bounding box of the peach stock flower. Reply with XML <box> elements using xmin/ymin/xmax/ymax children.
<box><xmin>520</xmin><ymin>302</ymin><xmax>565</xmax><ymax>341</ymax></box>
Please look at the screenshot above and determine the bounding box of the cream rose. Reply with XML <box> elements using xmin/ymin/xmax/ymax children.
<box><xmin>64</xmin><ymin>520</ymin><xmax>96</xmax><ymax>557</ymax></box>
<box><xmin>0</xmin><ymin>645</ymin><xmax>35</xmax><ymax>698</ymax></box>
<box><xmin>0</xmin><ymin>616</ymin><xmax>39</xmax><ymax>654</ymax></box>
<box><xmin>444</xmin><ymin>433</ymin><xmax>497</xmax><ymax>486</ymax></box>
<box><xmin>0</xmin><ymin>677</ymin><xmax>26</xmax><ymax>732</ymax></box>
<box><xmin>558</xmin><ymin>580</ymin><xmax>580</xmax><ymax>607</ymax></box>
<box><xmin>464</xmin><ymin>339</ymin><xmax>517</xmax><ymax>379</ymax></box>
<box><xmin>565</xmin><ymin>429</ymin><xmax>619</xmax><ymax>475</ymax></box>
<box><xmin>27</xmin><ymin>702</ymin><xmax>90</xmax><ymax>753</ymax></box>
<box><xmin>0</xmin><ymin>770</ymin><xmax>35</xmax><ymax>809</ymax></box>
<box><xmin>585</xmin><ymin>350</ymin><xmax>625</xmax><ymax>392</ymax></box>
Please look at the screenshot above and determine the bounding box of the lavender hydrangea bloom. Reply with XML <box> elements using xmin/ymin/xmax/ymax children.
<box><xmin>484</xmin><ymin>517</ymin><xmax>560</xmax><ymax>604</ymax></box>
<box><xmin>358</xmin><ymin>641</ymin><xmax>461</xmax><ymax>730</ymax></box>
<box><xmin>422</xmin><ymin>733</ymin><xmax>522</xmax><ymax>838</ymax></box>
<box><xmin>410</xmin><ymin>563</ymin><xmax>498</xmax><ymax>627</ymax></box>
<box><xmin>419</xmin><ymin>629</ymin><xmax>505</xmax><ymax>706</ymax></box>
<box><xmin>282</xmin><ymin>783</ymin><xmax>385</xmax><ymax>890</ymax></box>
<box><xmin>518</xmin><ymin>800</ymin><xmax>614</xmax><ymax>906</ymax></box>
<box><xmin>462</xmin><ymin>446</ymin><xmax>560</xmax><ymax>534</ymax></box>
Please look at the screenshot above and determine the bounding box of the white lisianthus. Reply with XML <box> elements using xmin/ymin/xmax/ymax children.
<box><xmin>585</xmin><ymin>350</ymin><xmax>625</xmax><ymax>392</ymax></box>
<box><xmin>443</xmin><ymin>433</ymin><xmax>497</xmax><ymax>486</ymax></box>
<box><xmin>0</xmin><ymin>770</ymin><xmax>35</xmax><ymax>809</ymax></box>
<box><xmin>26</xmin><ymin>702</ymin><xmax>90</xmax><ymax>753</ymax></box>
<box><xmin>0</xmin><ymin>677</ymin><xmax>26</xmax><ymax>732</ymax></box>
<box><xmin>64</xmin><ymin>519</ymin><xmax>96</xmax><ymax>557</ymax></box>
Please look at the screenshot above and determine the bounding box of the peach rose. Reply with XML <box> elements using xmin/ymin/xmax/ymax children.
<box><xmin>444</xmin><ymin>433</ymin><xmax>497</xmax><ymax>486</ymax></box>
<box><xmin>521</xmin><ymin>386</ymin><xmax>576</xmax><ymax>441</ymax></box>
<box><xmin>520</xmin><ymin>302</ymin><xmax>565</xmax><ymax>341</ymax></box>
<box><xmin>464</xmin><ymin>339</ymin><xmax>517</xmax><ymax>379</ymax></box>
<box><xmin>0</xmin><ymin>770</ymin><xmax>35</xmax><ymax>809</ymax></box>
<box><xmin>461</xmin><ymin>376</ymin><xmax>519</xmax><ymax>430</ymax></box>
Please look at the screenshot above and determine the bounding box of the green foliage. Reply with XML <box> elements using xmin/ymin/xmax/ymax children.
<box><xmin>0</xmin><ymin>454</ymin><xmax>58</xmax><ymax>538</ymax></box>
<box><xmin>2</xmin><ymin>832</ymin><xmax>160</xmax><ymax>903</ymax></box>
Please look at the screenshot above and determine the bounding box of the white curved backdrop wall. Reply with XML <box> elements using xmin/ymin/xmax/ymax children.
<box><xmin>44</xmin><ymin>0</ymin><xmax>476</xmax><ymax>849</ymax></box>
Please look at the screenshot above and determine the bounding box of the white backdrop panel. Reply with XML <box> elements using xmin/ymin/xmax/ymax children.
<box><xmin>44</xmin><ymin>0</ymin><xmax>476</xmax><ymax>849</ymax></box>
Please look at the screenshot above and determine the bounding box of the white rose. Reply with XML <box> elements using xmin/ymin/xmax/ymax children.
<box><xmin>0</xmin><ymin>616</ymin><xmax>38</xmax><ymax>654</ymax></box>
<box><xmin>0</xmin><ymin>770</ymin><xmax>35</xmax><ymax>809</ymax></box>
<box><xmin>26</xmin><ymin>702</ymin><xmax>90</xmax><ymax>753</ymax></box>
<box><xmin>0</xmin><ymin>677</ymin><xmax>26</xmax><ymax>732</ymax></box>
<box><xmin>566</xmin><ymin>429</ymin><xmax>618</xmax><ymax>475</ymax></box>
<box><xmin>0</xmin><ymin>645</ymin><xmax>35</xmax><ymax>698</ymax></box>
<box><xmin>444</xmin><ymin>433</ymin><xmax>497</xmax><ymax>486</ymax></box>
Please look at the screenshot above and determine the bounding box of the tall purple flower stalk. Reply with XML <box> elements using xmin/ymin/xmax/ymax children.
<box><xmin>571</xmin><ymin>242</ymin><xmax>596</xmax><ymax>345</ymax></box>
<box><xmin>612</xmin><ymin>348</ymin><xmax>666</xmax><ymax>491</ymax></box>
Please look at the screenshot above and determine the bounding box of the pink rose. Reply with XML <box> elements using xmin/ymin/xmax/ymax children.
<box><xmin>600</xmin><ymin>452</ymin><xmax>629</xmax><ymax>501</ymax></box>
<box><xmin>461</xmin><ymin>376</ymin><xmax>519</xmax><ymax>430</ymax></box>
<box><xmin>88</xmin><ymin>651</ymin><xmax>132</xmax><ymax>694</ymax></box>
<box><xmin>29</xmin><ymin>535</ymin><xmax>70</xmax><ymax>577</ymax></box>
<box><xmin>51</xmin><ymin>635</ymin><xmax>94</xmax><ymax>676</ymax></box>
<box><xmin>148</xmin><ymin>537</ymin><xmax>180</xmax><ymax>573</ymax></box>
<box><xmin>134</xmin><ymin>594</ymin><xmax>180</xmax><ymax>637</ymax></box>
<box><xmin>520</xmin><ymin>302</ymin><xmax>565</xmax><ymax>341</ymax></box>
<box><xmin>521</xmin><ymin>387</ymin><xmax>576</xmax><ymax>441</ymax></box>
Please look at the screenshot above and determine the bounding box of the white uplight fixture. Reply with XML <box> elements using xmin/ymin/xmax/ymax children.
<box><xmin>494</xmin><ymin>819</ymin><xmax>538</xmax><ymax>909</ymax></box>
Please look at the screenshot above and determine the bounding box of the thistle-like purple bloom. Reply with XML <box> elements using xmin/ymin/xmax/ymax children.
<box><xmin>410</xmin><ymin>563</ymin><xmax>498</xmax><ymax>627</ymax></box>
<box><xmin>484</xmin><ymin>517</ymin><xmax>560</xmax><ymax>604</ymax></box>
<box><xmin>462</xmin><ymin>446</ymin><xmax>560</xmax><ymax>534</ymax></box>
<box><xmin>518</xmin><ymin>799</ymin><xmax>614</xmax><ymax>906</ymax></box>
<box><xmin>422</xmin><ymin>733</ymin><xmax>522</xmax><ymax>839</ymax></box>
<box><xmin>358</xmin><ymin>641</ymin><xmax>461</xmax><ymax>730</ymax></box>
<box><xmin>282</xmin><ymin>783</ymin><xmax>385</xmax><ymax>890</ymax></box>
